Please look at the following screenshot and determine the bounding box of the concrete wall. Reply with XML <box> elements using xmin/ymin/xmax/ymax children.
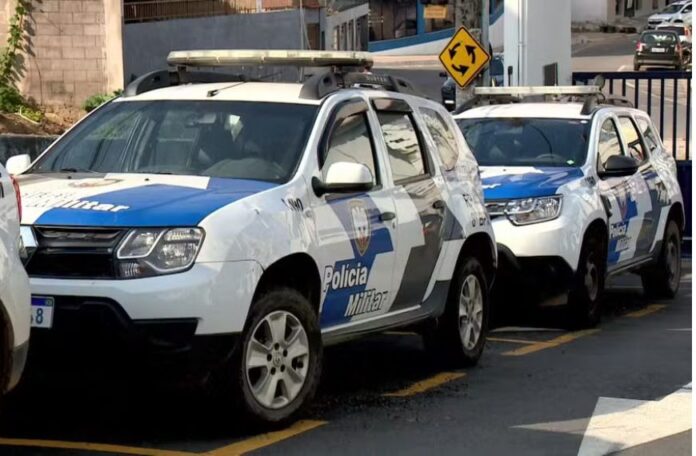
<box><xmin>505</xmin><ymin>0</ymin><xmax>571</xmax><ymax>86</ymax></box>
<box><xmin>0</xmin><ymin>0</ymin><xmax>123</xmax><ymax>106</ymax></box>
<box><xmin>123</xmin><ymin>10</ymin><xmax>312</xmax><ymax>80</ymax></box>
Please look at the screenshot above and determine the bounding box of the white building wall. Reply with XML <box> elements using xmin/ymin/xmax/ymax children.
<box><xmin>571</xmin><ymin>0</ymin><xmax>612</xmax><ymax>23</ymax></box>
<box><xmin>505</xmin><ymin>0</ymin><xmax>571</xmax><ymax>86</ymax></box>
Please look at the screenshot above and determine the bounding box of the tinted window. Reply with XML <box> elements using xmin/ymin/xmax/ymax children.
<box><xmin>420</xmin><ymin>107</ymin><xmax>459</xmax><ymax>170</ymax></box>
<box><xmin>33</xmin><ymin>101</ymin><xmax>317</xmax><ymax>184</ymax></box>
<box><xmin>323</xmin><ymin>113</ymin><xmax>378</xmax><ymax>184</ymax></box>
<box><xmin>377</xmin><ymin>112</ymin><xmax>426</xmax><ymax>182</ymax></box>
<box><xmin>637</xmin><ymin>117</ymin><xmax>659</xmax><ymax>151</ymax></box>
<box><xmin>618</xmin><ymin>117</ymin><xmax>648</xmax><ymax>163</ymax></box>
<box><xmin>642</xmin><ymin>32</ymin><xmax>678</xmax><ymax>44</ymax></box>
<box><xmin>598</xmin><ymin>119</ymin><xmax>625</xmax><ymax>173</ymax></box>
<box><xmin>683</xmin><ymin>4</ymin><xmax>691</xmax><ymax>12</ymax></box>
<box><xmin>456</xmin><ymin>118</ymin><xmax>590</xmax><ymax>167</ymax></box>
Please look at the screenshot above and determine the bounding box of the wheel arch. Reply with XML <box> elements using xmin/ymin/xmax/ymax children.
<box><xmin>0</xmin><ymin>299</ymin><xmax>12</xmax><ymax>393</ymax></box>
<box><xmin>583</xmin><ymin>218</ymin><xmax>609</xmax><ymax>263</ymax></box>
<box><xmin>668</xmin><ymin>202</ymin><xmax>685</xmax><ymax>233</ymax></box>
<box><xmin>458</xmin><ymin>233</ymin><xmax>496</xmax><ymax>288</ymax></box>
<box><xmin>253</xmin><ymin>253</ymin><xmax>322</xmax><ymax>315</ymax></box>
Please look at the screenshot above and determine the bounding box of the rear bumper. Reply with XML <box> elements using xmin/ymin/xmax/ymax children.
<box><xmin>635</xmin><ymin>54</ymin><xmax>681</xmax><ymax>65</ymax></box>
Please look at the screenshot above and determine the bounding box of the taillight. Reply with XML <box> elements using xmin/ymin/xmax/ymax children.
<box><xmin>636</xmin><ymin>42</ymin><xmax>645</xmax><ymax>52</ymax></box>
<box><xmin>10</xmin><ymin>176</ymin><xmax>21</xmax><ymax>222</ymax></box>
<box><xmin>676</xmin><ymin>44</ymin><xmax>682</xmax><ymax>53</ymax></box>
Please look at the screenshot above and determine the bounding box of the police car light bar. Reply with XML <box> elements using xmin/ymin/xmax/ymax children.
<box><xmin>167</xmin><ymin>50</ymin><xmax>374</xmax><ymax>68</ymax></box>
<box><xmin>474</xmin><ymin>86</ymin><xmax>602</xmax><ymax>97</ymax></box>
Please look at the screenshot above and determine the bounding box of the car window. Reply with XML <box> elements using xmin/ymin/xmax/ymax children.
<box><xmin>456</xmin><ymin>117</ymin><xmax>589</xmax><ymax>167</ymax></box>
<box><xmin>376</xmin><ymin>112</ymin><xmax>427</xmax><ymax>182</ymax></box>
<box><xmin>323</xmin><ymin>112</ymin><xmax>378</xmax><ymax>185</ymax></box>
<box><xmin>32</xmin><ymin>100</ymin><xmax>317</xmax><ymax>184</ymax></box>
<box><xmin>642</xmin><ymin>32</ymin><xmax>678</xmax><ymax>44</ymax></box>
<box><xmin>597</xmin><ymin>118</ymin><xmax>625</xmax><ymax>173</ymax></box>
<box><xmin>618</xmin><ymin>117</ymin><xmax>648</xmax><ymax>163</ymax></box>
<box><xmin>419</xmin><ymin>107</ymin><xmax>459</xmax><ymax>170</ymax></box>
<box><xmin>637</xmin><ymin>117</ymin><xmax>660</xmax><ymax>152</ymax></box>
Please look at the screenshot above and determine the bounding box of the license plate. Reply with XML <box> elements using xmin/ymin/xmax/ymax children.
<box><xmin>31</xmin><ymin>296</ymin><xmax>54</xmax><ymax>329</ymax></box>
<box><xmin>652</xmin><ymin>48</ymin><xmax>667</xmax><ymax>53</ymax></box>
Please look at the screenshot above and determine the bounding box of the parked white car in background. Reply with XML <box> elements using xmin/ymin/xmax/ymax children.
<box><xmin>0</xmin><ymin>164</ymin><xmax>30</xmax><ymax>398</ymax></box>
<box><xmin>647</xmin><ymin>1</ymin><xmax>692</xmax><ymax>29</ymax></box>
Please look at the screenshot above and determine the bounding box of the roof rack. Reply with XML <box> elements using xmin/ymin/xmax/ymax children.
<box><xmin>123</xmin><ymin>49</ymin><xmax>423</xmax><ymax>100</ymax></box>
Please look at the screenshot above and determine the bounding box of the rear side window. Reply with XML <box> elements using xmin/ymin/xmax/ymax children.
<box><xmin>597</xmin><ymin>119</ymin><xmax>625</xmax><ymax>173</ymax></box>
<box><xmin>637</xmin><ymin>117</ymin><xmax>660</xmax><ymax>152</ymax></box>
<box><xmin>376</xmin><ymin>112</ymin><xmax>426</xmax><ymax>182</ymax></box>
<box><xmin>323</xmin><ymin>113</ymin><xmax>378</xmax><ymax>185</ymax></box>
<box><xmin>419</xmin><ymin>107</ymin><xmax>459</xmax><ymax>170</ymax></box>
<box><xmin>618</xmin><ymin>117</ymin><xmax>648</xmax><ymax>163</ymax></box>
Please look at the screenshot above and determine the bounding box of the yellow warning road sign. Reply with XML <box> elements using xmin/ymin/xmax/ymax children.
<box><xmin>438</xmin><ymin>26</ymin><xmax>491</xmax><ymax>88</ymax></box>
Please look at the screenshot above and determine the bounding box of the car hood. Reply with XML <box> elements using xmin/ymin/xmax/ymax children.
<box><xmin>480</xmin><ymin>166</ymin><xmax>584</xmax><ymax>200</ymax></box>
<box><xmin>16</xmin><ymin>173</ymin><xmax>277</xmax><ymax>227</ymax></box>
<box><xmin>650</xmin><ymin>13</ymin><xmax>673</xmax><ymax>21</ymax></box>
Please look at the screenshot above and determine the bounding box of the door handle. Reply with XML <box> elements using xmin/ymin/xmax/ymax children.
<box><xmin>380</xmin><ymin>211</ymin><xmax>396</xmax><ymax>222</ymax></box>
<box><xmin>432</xmin><ymin>200</ymin><xmax>446</xmax><ymax>210</ymax></box>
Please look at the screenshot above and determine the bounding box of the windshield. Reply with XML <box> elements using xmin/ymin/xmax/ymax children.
<box><xmin>456</xmin><ymin>118</ymin><xmax>590</xmax><ymax>167</ymax></box>
<box><xmin>32</xmin><ymin>100</ymin><xmax>318</xmax><ymax>184</ymax></box>
<box><xmin>662</xmin><ymin>4</ymin><xmax>683</xmax><ymax>13</ymax></box>
<box><xmin>642</xmin><ymin>31</ymin><xmax>678</xmax><ymax>44</ymax></box>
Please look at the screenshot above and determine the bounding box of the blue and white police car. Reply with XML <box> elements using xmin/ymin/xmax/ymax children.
<box><xmin>455</xmin><ymin>86</ymin><xmax>684</xmax><ymax>327</ymax></box>
<box><xmin>6</xmin><ymin>50</ymin><xmax>495</xmax><ymax>423</ymax></box>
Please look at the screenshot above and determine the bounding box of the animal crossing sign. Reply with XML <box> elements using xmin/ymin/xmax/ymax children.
<box><xmin>439</xmin><ymin>26</ymin><xmax>491</xmax><ymax>88</ymax></box>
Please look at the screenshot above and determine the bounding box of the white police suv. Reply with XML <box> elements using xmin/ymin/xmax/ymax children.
<box><xmin>455</xmin><ymin>86</ymin><xmax>684</xmax><ymax>327</ymax></box>
<box><xmin>6</xmin><ymin>50</ymin><xmax>495</xmax><ymax>423</ymax></box>
<box><xmin>0</xmin><ymin>164</ymin><xmax>30</xmax><ymax>398</ymax></box>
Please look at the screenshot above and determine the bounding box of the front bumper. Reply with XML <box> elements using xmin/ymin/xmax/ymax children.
<box><xmin>4</xmin><ymin>340</ymin><xmax>28</xmax><ymax>393</ymax></box>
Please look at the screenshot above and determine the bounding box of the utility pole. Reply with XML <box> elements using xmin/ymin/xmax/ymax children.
<box><xmin>454</xmin><ymin>0</ymin><xmax>482</xmax><ymax>107</ymax></box>
<box><xmin>481</xmin><ymin>0</ymin><xmax>490</xmax><ymax>87</ymax></box>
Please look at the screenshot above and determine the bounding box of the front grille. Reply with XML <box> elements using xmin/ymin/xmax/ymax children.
<box><xmin>26</xmin><ymin>227</ymin><xmax>128</xmax><ymax>279</ymax></box>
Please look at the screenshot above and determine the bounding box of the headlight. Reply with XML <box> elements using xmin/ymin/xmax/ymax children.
<box><xmin>493</xmin><ymin>195</ymin><xmax>563</xmax><ymax>226</ymax></box>
<box><xmin>116</xmin><ymin>227</ymin><xmax>204</xmax><ymax>278</ymax></box>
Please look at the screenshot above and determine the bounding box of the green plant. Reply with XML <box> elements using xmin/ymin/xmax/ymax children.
<box><xmin>83</xmin><ymin>90</ymin><xmax>122</xmax><ymax>113</ymax></box>
<box><xmin>0</xmin><ymin>0</ymin><xmax>43</xmax><ymax>122</ymax></box>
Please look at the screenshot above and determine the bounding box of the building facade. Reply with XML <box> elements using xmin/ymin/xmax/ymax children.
<box><xmin>572</xmin><ymin>0</ymin><xmax>679</xmax><ymax>24</ymax></box>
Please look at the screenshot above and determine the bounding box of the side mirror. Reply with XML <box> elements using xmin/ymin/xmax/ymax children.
<box><xmin>6</xmin><ymin>154</ymin><xmax>31</xmax><ymax>175</ymax></box>
<box><xmin>312</xmin><ymin>162</ymin><xmax>374</xmax><ymax>196</ymax></box>
<box><xmin>439</xmin><ymin>71</ymin><xmax>447</xmax><ymax>78</ymax></box>
<box><xmin>599</xmin><ymin>155</ymin><xmax>640</xmax><ymax>178</ymax></box>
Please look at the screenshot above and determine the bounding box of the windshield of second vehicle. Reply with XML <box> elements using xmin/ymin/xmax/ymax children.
<box><xmin>457</xmin><ymin>118</ymin><xmax>590</xmax><ymax>167</ymax></box>
<box><xmin>662</xmin><ymin>4</ymin><xmax>683</xmax><ymax>13</ymax></box>
<box><xmin>31</xmin><ymin>100</ymin><xmax>318</xmax><ymax>184</ymax></box>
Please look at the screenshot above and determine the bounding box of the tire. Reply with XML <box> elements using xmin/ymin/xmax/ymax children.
<box><xmin>423</xmin><ymin>256</ymin><xmax>489</xmax><ymax>367</ymax></box>
<box><xmin>567</xmin><ymin>235</ymin><xmax>605</xmax><ymax>329</ymax></box>
<box><xmin>228</xmin><ymin>288</ymin><xmax>322</xmax><ymax>425</ymax></box>
<box><xmin>634</xmin><ymin>62</ymin><xmax>641</xmax><ymax>71</ymax></box>
<box><xmin>641</xmin><ymin>220</ymin><xmax>681</xmax><ymax>299</ymax></box>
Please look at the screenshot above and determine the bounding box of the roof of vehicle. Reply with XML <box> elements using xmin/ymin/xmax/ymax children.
<box><xmin>116</xmin><ymin>82</ymin><xmax>323</xmax><ymax>105</ymax></box>
<box><xmin>454</xmin><ymin>103</ymin><xmax>593</xmax><ymax>120</ymax></box>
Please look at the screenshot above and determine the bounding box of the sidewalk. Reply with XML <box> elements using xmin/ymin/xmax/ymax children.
<box><xmin>572</xmin><ymin>12</ymin><xmax>650</xmax><ymax>33</ymax></box>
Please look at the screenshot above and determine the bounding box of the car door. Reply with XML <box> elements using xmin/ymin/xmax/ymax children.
<box><xmin>311</xmin><ymin>98</ymin><xmax>399</xmax><ymax>329</ymax></box>
<box><xmin>595</xmin><ymin>115</ymin><xmax>646</xmax><ymax>270</ymax></box>
<box><xmin>371</xmin><ymin>98</ymin><xmax>447</xmax><ymax>311</ymax></box>
<box><xmin>617</xmin><ymin>114</ymin><xmax>661</xmax><ymax>259</ymax></box>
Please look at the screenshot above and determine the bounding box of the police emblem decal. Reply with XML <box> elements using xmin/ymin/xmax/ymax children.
<box><xmin>350</xmin><ymin>200</ymin><xmax>371</xmax><ymax>256</ymax></box>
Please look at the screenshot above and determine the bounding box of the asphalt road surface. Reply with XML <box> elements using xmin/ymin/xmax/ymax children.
<box><xmin>0</xmin><ymin>261</ymin><xmax>690</xmax><ymax>455</ymax></box>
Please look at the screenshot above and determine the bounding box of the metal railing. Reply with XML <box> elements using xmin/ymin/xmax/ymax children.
<box><xmin>573</xmin><ymin>71</ymin><xmax>692</xmax><ymax>160</ymax></box>
<box><xmin>124</xmin><ymin>0</ymin><xmax>255</xmax><ymax>23</ymax></box>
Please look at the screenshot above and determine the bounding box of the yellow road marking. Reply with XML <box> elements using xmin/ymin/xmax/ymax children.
<box><xmin>383</xmin><ymin>372</ymin><xmax>465</xmax><ymax>397</ymax></box>
<box><xmin>502</xmin><ymin>329</ymin><xmax>600</xmax><ymax>357</ymax></box>
<box><xmin>625</xmin><ymin>304</ymin><xmax>667</xmax><ymax>318</ymax></box>
<box><xmin>0</xmin><ymin>438</ymin><xmax>192</xmax><ymax>455</ymax></box>
<box><xmin>488</xmin><ymin>337</ymin><xmax>538</xmax><ymax>345</ymax></box>
<box><xmin>209</xmin><ymin>420</ymin><xmax>327</xmax><ymax>455</ymax></box>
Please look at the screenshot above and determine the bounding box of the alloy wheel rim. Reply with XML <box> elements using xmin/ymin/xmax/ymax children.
<box><xmin>459</xmin><ymin>274</ymin><xmax>484</xmax><ymax>350</ymax></box>
<box><xmin>245</xmin><ymin>310</ymin><xmax>310</xmax><ymax>410</ymax></box>
<box><xmin>667</xmin><ymin>237</ymin><xmax>680</xmax><ymax>289</ymax></box>
<box><xmin>585</xmin><ymin>254</ymin><xmax>599</xmax><ymax>302</ymax></box>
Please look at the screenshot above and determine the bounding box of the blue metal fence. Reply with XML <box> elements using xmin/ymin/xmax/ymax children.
<box><xmin>572</xmin><ymin>70</ymin><xmax>691</xmax><ymax>160</ymax></box>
